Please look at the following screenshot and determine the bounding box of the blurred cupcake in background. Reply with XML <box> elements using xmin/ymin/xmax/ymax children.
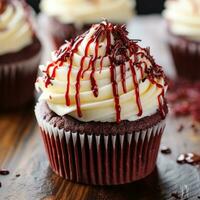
<box><xmin>163</xmin><ymin>0</ymin><xmax>200</xmax><ymax>81</ymax></box>
<box><xmin>40</xmin><ymin>0</ymin><xmax>135</xmax><ymax>48</ymax></box>
<box><xmin>0</xmin><ymin>0</ymin><xmax>42</xmax><ymax>111</ymax></box>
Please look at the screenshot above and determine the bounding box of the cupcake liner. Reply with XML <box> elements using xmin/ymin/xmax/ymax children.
<box><xmin>35</xmin><ymin>105</ymin><xmax>166</xmax><ymax>185</ymax></box>
<box><xmin>0</xmin><ymin>50</ymin><xmax>42</xmax><ymax>111</ymax></box>
<box><xmin>168</xmin><ymin>33</ymin><xmax>200</xmax><ymax>80</ymax></box>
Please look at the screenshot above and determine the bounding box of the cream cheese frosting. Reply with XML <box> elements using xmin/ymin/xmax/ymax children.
<box><xmin>40</xmin><ymin>0</ymin><xmax>135</xmax><ymax>27</ymax></box>
<box><xmin>163</xmin><ymin>0</ymin><xmax>200</xmax><ymax>41</ymax></box>
<box><xmin>36</xmin><ymin>21</ymin><xmax>167</xmax><ymax>123</ymax></box>
<box><xmin>0</xmin><ymin>0</ymin><xmax>33</xmax><ymax>55</ymax></box>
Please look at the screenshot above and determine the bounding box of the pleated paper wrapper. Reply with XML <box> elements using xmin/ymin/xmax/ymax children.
<box><xmin>169</xmin><ymin>33</ymin><xmax>200</xmax><ymax>80</ymax></box>
<box><xmin>35</xmin><ymin>105</ymin><xmax>166</xmax><ymax>185</ymax></box>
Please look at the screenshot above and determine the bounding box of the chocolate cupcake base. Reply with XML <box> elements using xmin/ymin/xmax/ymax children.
<box><xmin>168</xmin><ymin>33</ymin><xmax>200</xmax><ymax>81</ymax></box>
<box><xmin>0</xmin><ymin>39</ymin><xmax>42</xmax><ymax>111</ymax></box>
<box><xmin>35</xmin><ymin>101</ymin><xmax>166</xmax><ymax>185</ymax></box>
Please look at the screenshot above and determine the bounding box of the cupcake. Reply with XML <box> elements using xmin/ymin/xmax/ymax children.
<box><xmin>163</xmin><ymin>0</ymin><xmax>200</xmax><ymax>80</ymax></box>
<box><xmin>40</xmin><ymin>0</ymin><xmax>135</xmax><ymax>49</ymax></box>
<box><xmin>35</xmin><ymin>21</ymin><xmax>168</xmax><ymax>185</ymax></box>
<box><xmin>0</xmin><ymin>0</ymin><xmax>42</xmax><ymax>111</ymax></box>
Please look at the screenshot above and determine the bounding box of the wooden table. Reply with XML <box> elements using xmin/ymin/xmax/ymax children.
<box><xmin>1</xmin><ymin>16</ymin><xmax>200</xmax><ymax>200</ymax></box>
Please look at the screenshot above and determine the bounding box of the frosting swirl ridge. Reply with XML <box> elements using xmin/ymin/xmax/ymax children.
<box><xmin>36</xmin><ymin>21</ymin><xmax>167</xmax><ymax>123</ymax></box>
<box><xmin>0</xmin><ymin>0</ymin><xmax>33</xmax><ymax>55</ymax></box>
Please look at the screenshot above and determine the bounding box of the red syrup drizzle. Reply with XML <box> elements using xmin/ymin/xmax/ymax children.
<box><xmin>129</xmin><ymin>59</ymin><xmax>143</xmax><ymax>116</ymax></box>
<box><xmin>89</xmin><ymin>39</ymin><xmax>99</xmax><ymax>97</ymax></box>
<box><xmin>120</xmin><ymin>63</ymin><xmax>127</xmax><ymax>93</ymax></box>
<box><xmin>110</xmin><ymin>57</ymin><xmax>121</xmax><ymax>123</ymax></box>
<box><xmin>75</xmin><ymin>29</ymin><xmax>101</xmax><ymax>116</ymax></box>
<box><xmin>99</xmin><ymin>56</ymin><xmax>104</xmax><ymax>74</ymax></box>
<box><xmin>65</xmin><ymin>38</ymin><xmax>84</xmax><ymax>106</ymax></box>
<box><xmin>136</xmin><ymin>50</ymin><xmax>166</xmax><ymax>118</ymax></box>
<box><xmin>75</xmin><ymin>56</ymin><xmax>85</xmax><ymax>117</ymax></box>
<box><xmin>149</xmin><ymin>78</ymin><xmax>166</xmax><ymax>118</ymax></box>
<box><xmin>43</xmin><ymin>21</ymin><xmax>167</xmax><ymax>123</ymax></box>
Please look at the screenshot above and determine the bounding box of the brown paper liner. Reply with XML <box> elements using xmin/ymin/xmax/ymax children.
<box><xmin>0</xmin><ymin>51</ymin><xmax>41</xmax><ymax>111</ymax></box>
<box><xmin>168</xmin><ymin>33</ymin><xmax>200</xmax><ymax>81</ymax></box>
<box><xmin>35</xmin><ymin>106</ymin><xmax>166</xmax><ymax>185</ymax></box>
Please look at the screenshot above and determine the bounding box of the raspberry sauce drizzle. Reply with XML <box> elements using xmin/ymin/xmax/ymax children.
<box><xmin>65</xmin><ymin>38</ymin><xmax>84</xmax><ymax>106</ymax></box>
<box><xmin>75</xmin><ymin>56</ymin><xmax>86</xmax><ymax>117</ymax></box>
<box><xmin>120</xmin><ymin>64</ymin><xmax>127</xmax><ymax>93</ymax></box>
<box><xmin>43</xmin><ymin>21</ymin><xmax>167</xmax><ymax>122</ymax></box>
<box><xmin>44</xmin><ymin>60</ymin><xmax>63</xmax><ymax>88</ymax></box>
<box><xmin>149</xmin><ymin>78</ymin><xmax>166</xmax><ymax>118</ymax></box>
<box><xmin>90</xmin><ymin>39</ymin><xmax>99</xmax><ymax>97</ymax></box>
<box><xmin>110</xmin><ymin>57</ymin><xmax>121</xmax><ymax>123</ymax></box>
<box><xmin>129</xmin><ymin>60</ymin><xmax>143</xmax><ymax>117</ymax></box>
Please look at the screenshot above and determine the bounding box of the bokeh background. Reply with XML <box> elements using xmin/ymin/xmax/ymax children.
<box><xmin>27</xmin><ymin>0</ymin><xmax>166</xmax><ymax>14</ymax></box>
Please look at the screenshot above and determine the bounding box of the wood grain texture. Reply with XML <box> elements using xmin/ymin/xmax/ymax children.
<box><xmin>0</xmin><ymin>16</ymin><xmax>200</xmax><ymax>200</ymax></box>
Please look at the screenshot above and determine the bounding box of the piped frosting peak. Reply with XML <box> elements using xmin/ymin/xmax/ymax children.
<box><xmin>36</xmin><ymin>21</ymin><xmax>167</xmax><ymax>123</ymax></box>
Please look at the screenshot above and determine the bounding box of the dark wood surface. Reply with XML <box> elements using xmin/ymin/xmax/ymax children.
<box><xmin>0</xmin><ymin>16</ymin><xmax>200</xmax><ymax>200</ymax></box>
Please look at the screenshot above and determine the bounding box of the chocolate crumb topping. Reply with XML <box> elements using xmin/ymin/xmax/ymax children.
<box><xmin>171</xmin><ymin>192</ymin><xmax>181</xmax><ymax>199</ymax></box>
<box><xmin>0</xmin><ymin>169</ymin><xmax>10</xmax><ymax>175</ymax></box>
<box><xmin>160</xmin><ymin>146</ymin><xmax>171</xmax><ymax>154</ymax></box>
<box><xmin>177</xmin><ymin>125</ymin><xmax>184</xmax><ymax>132</ymax></box>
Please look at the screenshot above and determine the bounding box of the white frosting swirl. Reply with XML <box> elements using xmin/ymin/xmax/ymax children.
<box><xmin>0</xmin><ymin>0</ymin><xmax>33</xmax><ymax>55</ymax></box>
<box><xmin>163</xmin><ymin>0</ymin><xmax>200</xmax><ymax>41</ymax></box>
<box><xmin>40</xmin><ymin>0</ymin><xmax>135</xmax><ymax>26</ymax></box>
<box><xmin>36</xmin><ymin>22</ymin><xmax>167</xmax><ymax>123</ymax></box>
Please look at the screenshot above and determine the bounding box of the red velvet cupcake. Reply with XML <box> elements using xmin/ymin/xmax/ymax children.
<box><xmin>0</xmin><ymin>0</ymin><xmax>42</xmax><ymax>111</ymax></box>
<box><xmin>35</xmin><ymin>21</ymin><xmax>168</xmax><ymax>185</ymax></box>
<box><xmin>40</xmin><ymin>0</ymin><xmax>135</xmax><ymax>49</ymax></box>
<box><xmin>163</xmin><ymin>0</ymin><xmax>200</xmax><ymax>80</ymax></box>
